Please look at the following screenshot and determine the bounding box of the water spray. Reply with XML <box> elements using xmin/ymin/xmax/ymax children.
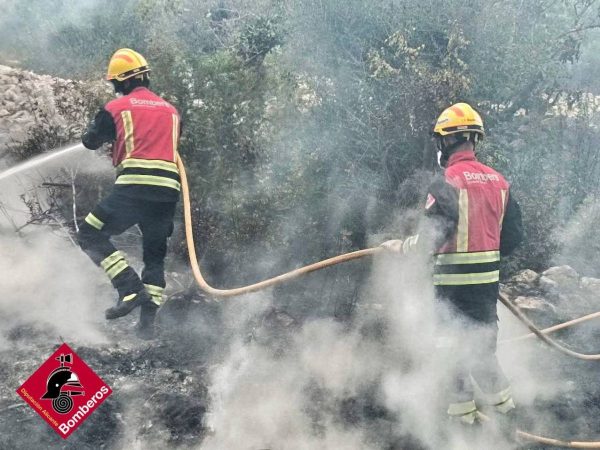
<box><xmin>0</xmin><ymin>143</ymin><xmax>85</xmax><ymax>182</ymax></box>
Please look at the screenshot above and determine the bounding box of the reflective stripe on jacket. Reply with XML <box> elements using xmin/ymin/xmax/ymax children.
<box><xmin>104</xmin><ymin>87</ymin><xmax>181</xmax><ymax>192</ymax></box>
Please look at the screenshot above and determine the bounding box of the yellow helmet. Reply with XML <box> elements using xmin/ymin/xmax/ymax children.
<box><xmin>432</xmin><ymin>102</ymin><xmax>485</xmax><ymax>139</ymax></box>
<box><xmin>106</xmin><ymin>48</ymin><xmax>150</xmax><ymax>82</ymax></box>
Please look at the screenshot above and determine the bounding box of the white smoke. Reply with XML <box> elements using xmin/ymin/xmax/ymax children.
<box><xmin>0</xmin><ymin>229</ymin><xmax>110</xmax><ymax>349</ymax></box>
<box><xmin>554</xmin><ymin>195</ymin><xmax>600</xmax><ymax>278</ymax></box>
<box><xmin>0</xmin><ymin>149</ymin><xmax>115</xmax><ymax>350</ymax></box>
<box><xmin>202</xmin><ymin>321</ymin><xmax>375</xmax><ymax>450</ymax></box>
<box><xmin>200</xmin><ymin>239</ymin><xmax>541</xmax><ymax>450</ymax></box>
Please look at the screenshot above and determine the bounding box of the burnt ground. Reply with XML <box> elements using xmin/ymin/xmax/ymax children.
<box><xmin>0</xmin><ymin>292</ymin><xmax>220</xmax><ymax>450</ymax></box>
<box><xmin>1</xmin><ymin>287</ymin><xmax>599</xmax><ymax>450</ymax></box>
<box><xmin>514</xmin><ymin>324</ymin><xmax>600</xmax><ymax>449</ymax></box>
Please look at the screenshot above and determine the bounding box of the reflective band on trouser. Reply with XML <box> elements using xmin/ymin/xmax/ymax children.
<box><xmin>84</xmin><ymin>213</ymin><xmax>104</xmax><ymax>231</ymax></box>
<box><xmin>433</xmin><ymin>270</ymin><xmax>499</xmax><ymax>286</ymax></box>
<box><xmin>106</xmin><ymin>260</ymin><xmax>129</xmax><ymax>280</ymax></box>
<box><xmin>100</xmin><ymin>251</ymin><xmax>125</xmax><ymax>271</ymax></box>
<box><xmin>100</xmin><ymin>249</ymin><xmax>130</xmax><ymax>280</ymax></box>
<box><xmin>482</xmin><ymin>386</ymin><xmax>511</xmax><ymax>405</ymax></box>
<box><xmin>482</xmin><ymin>386</ymin><xmax>516</xmax><ymax>414</ymax></box>
<box><xmin>448</xmin><ymin>400</ymin><xmax>478</xmax><ymax>425</ymax></box>
<box><xmin>495</xmin><ymin>397</ymin><xmax>516</xmax><ymax>414</ymax></box>
<box><xmin>121</xmin><ymin>110</ymin><xmax>135</xmax><ymax>157</ymax></box>
<box><xmin>115</xmin><ymin>174</ymin><xmax>181</xmax><ymax>190</ymax></box>
<box><xmin>144</xmin><ymin>283</ymin><xmax>164</xmax><ymax>306</ymax></box>
<box><xmin>435</xmin><ymin>250</ymin><xmax>500</xmax><ymax>265</ymax></box>
<box><xmin>448</xmin><ymin>399</ymin><xmax>477</xmax><ymax>416</ymax></box>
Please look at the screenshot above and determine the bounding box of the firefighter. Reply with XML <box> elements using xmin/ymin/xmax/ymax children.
<box><xmin>78</xmin><ymin>48</ymin><xmax>181</xmax><ymax>340</ymax></box>
<box><xmin>381</xmin><ymin>103</ymin><xmax>523</xmax><ymax>434</ymax></box>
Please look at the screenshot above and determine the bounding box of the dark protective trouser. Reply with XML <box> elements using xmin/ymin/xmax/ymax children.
<box><xmin>77</xmin><ymin>189</ymin><xmax>176</xmax><ymax>306</ymax></box>
<box><xmin>436</xmin><ymin>283</ymin><xmax>514</xmax><ymax>422</ymax></box>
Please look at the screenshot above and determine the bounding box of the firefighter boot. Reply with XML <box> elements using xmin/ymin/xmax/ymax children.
<box><xmin>105</xmin><ymin>289</ymin><xmax>150</xmax><ymax>320</ymax></box>
<box><xmin>492</xmin><ymin>398</ymin><xmax>518</xmax><ymax>443</ymax></box>
<box><xmin>446</xmin><ymin>400</ymin><xmax>486</xmax><ymax>446</ymax></box>
<box><xmin>448</xmin><ymin>400</ymin><xmax>480</xmax><ymax>425</ymax></box>
<box><xmin>135</xmin><ymin>301</ymin><xmax>158</xmax><ymax>340</ymax></box>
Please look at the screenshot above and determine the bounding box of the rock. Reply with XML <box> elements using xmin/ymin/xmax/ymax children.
<box><xmin>539</xmin><ymin>276</ymin><xmax>559</xmax><ymax>298</ymax></box>
<box><xmin>500</xmin><ymin>283</ymin><xmax>522</xmax><ymax>299</ymax></box>
<box><xmin>0</xmin><ymin>64</ymin><xmax>111</xmax><ymax>159</ymax></box>
<box><xmin>513</xmin><ymin>295</ymin><xmax>556</xmax><ymax>313</ymax></box>
<box><xmin>581</xmin><ymin>277</ymin><xmax>600</xmax><ymax>294</ymax></box>
<box><xmin>541</xmin><ymin>265</ymin><xmax>579</xmax><ymax>291</ymax></box>
<box><xmin>511</xmin><ymin>269</ymin><xmax>539</xmax><ymax>286</ymax></box>
<box><xmin>507</xmin><ymin>269</ymin><xmax>540</xmax><ymax>296</ymax></box>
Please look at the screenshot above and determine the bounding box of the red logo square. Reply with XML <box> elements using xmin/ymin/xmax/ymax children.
<box><xmin>16</xmin><ymin>343</ymin><xmax>112</xmax><ymax>439</ymax></box>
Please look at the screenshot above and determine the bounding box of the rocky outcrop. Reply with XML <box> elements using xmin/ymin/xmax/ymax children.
<box><xmin>0</xmin><ymin>65</ymin><xmax>110</xmax><ymax>159</ymax></box>
<box><xmin>581</xmin><ymin>276</ymin><xmax>600</xmax><ymax>294</ymax></box>
<box><xmin>540</xmin><ymin>265</ymin><xmax>579</xmax><ymax>293</ymax></box>
<box><xmin>503</xmin><ymin>265</ymin><xmax>600</xmax><ymax>321</ymax></box>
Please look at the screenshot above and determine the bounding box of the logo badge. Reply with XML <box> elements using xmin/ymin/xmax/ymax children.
<box><xmin>425</xmin><ymin>193</ymin><xmax>436</xmax><ymax>210</ymax></box>
<box><xmin>16</xmin><ymin>343</ymin><xmax>112</xmax><ymax>439</ymax></box>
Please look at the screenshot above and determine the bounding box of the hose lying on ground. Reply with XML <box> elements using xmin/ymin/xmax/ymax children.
<box><xmin>501</xmin><ymin>311</ymin><xmax>600</xmax><ymax>343</ymax></box>
<box><xmin>177</xmin><ymin>154</ymin><xmax>600</xmax><ymax>446</ymax></box>
<box><xmin>516</xmin><ymin>431</ymin><xmax>600</xmax><ymax>449</ymax></box>
<box><xmin>497</xmin><ymin>293</ymin><xmax>600</xmax><ymax>361</ymax></box>
<box><xmin>479</xmin><ymin>413</ymin><xmax>600</xmax><ymax>448</ymax></box>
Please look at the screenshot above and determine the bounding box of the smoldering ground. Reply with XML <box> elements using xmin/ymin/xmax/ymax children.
<box><xmin>200</xmin><ymin>243</ymin><xmax>600</xmax><ymax>450</ymax></box>
<box><xmin>0</xmin><ymin>150</ymin><xmax>211</xmax><ymax>450</ymax></box>
<box><xmin>0</xmin><ymin>143</ymin><xmax>598</xmax><ymax>450</ymax></box>
<box><xmin>1</xmin><ymin>147</ymin><xmax>600</xmax><ymax>449</ymax></box>
<box><xmin>201</xmin><ymin>246</ymin><xmax>513</xmax><ymax>450</ymax></box>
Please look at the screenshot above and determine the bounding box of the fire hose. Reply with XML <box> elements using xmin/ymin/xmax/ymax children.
<box><xmin>177</xmin><ymin>153</ymin><xmax>383</xmax><ymax>297</ymax></box>
<box><xmin>497</xmin><ymin>293</ymin><xmax>600</xmax><ymax>361</ymax></box>
<box><xmin>502</xmin><ymin>311</ymin><xmax>600</xmax><ymax>344</ymax></box>
<box><xmin>176</xmin><ymin>155</ymin><xmax>600</xmax><ymax>447</ymax></box>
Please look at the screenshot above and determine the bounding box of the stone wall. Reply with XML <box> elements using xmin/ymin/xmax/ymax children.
<box><xmin>0</xmin><ymin>65</ymin><xmax>110</xmax><ymax>160</ymax></box>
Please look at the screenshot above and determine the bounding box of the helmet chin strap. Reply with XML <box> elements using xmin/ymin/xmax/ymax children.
<box><xmin>111</xmin><ymin>75</ymin><xmax>150</xmax><ymax>96</ymax></box>
<box><xmin>438</xmin><ymin>137</ymin><xmax>466</xmax><ymax>168</ymax></box>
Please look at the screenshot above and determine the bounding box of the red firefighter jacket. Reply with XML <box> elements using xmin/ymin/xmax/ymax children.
<box><xmin>82</xmin><ymin>87</ymin><xmax>181</xmax><ymax>202</ymax></box>
<box><xmin>104</xmin><ymin>87</ymin><xmax>180</xmax><ymax>190</ymax></box>
<box><xmin>403</xmin><ymin>149</ymin><xmax>523</xmax><ymax>287</ymax></box>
